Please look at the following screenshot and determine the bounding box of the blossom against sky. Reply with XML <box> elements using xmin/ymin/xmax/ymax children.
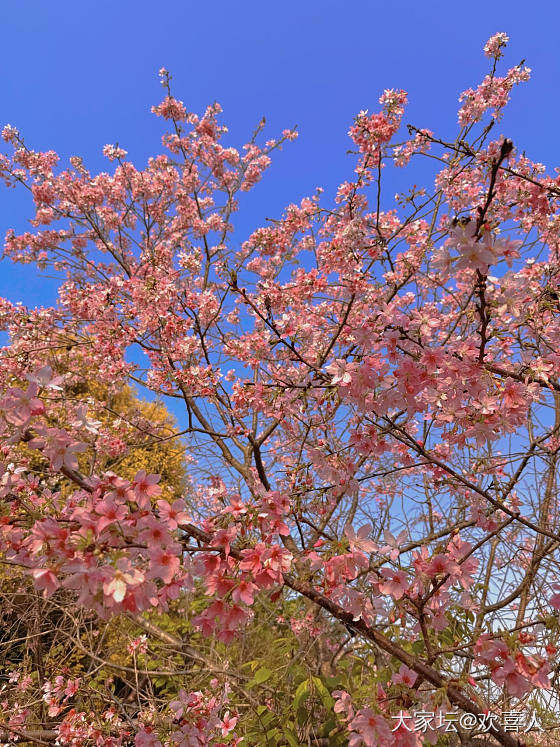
<box><xmin>0</xmin><ymin>0</ymin><xmax>558</xmax><ymax>306</ymax></box>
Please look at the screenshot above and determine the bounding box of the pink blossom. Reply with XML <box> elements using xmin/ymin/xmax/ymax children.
<box><xmin>491</xmin><ymin>657</ymin><xmax>531</xmax><ymax>698</ymax></box>
<box><xmin>392</xmin><ymin>664</ymin><xmax>416</xmax><ymax>688</ymax></box>
<box><xmin>103</xmin><ymin>562</ymin><xmax>144</xmax><ymax>604</ymax></box>
<box><xmin>2</xmin><ymin>382</ymin><xmax>44</xmax><ymax>427</ymax></box>
<box><xmin>30</xmin><ymin>567</ymin><xmax>60</xmax><ymax>596</ymax></box>
<box><xmin>484</xmin><ymin>32</ymin><xmax>509</xmax><ymax>59</ymax></box>
<box><xmin>135</xmin><ymin>728</ymin><xmax>162</xmax><ymax>747</ymax></box>
<box><xmin>139</xmin><ymin>515</ymin><xmax>172</xmax><ymax>547</ymax></box>
<box><xmin>332</xmin><ymin>690</ymin><xmax>354</xmax><ymax>720</ymax></box>
<box><xmin>378</xmin><ymin>568</ymin><xmax>408</xmax><ymax>600</ymax></box>
<box><xmin>27</xmin><ymin>426</ymin><xmax>87</xmax><ymax>471</ymax></box>
<box><xmin>326</xmin><ymin>358</ymin><xmax>356</xmax><ymax>386</ymax></box>
<box><xmin>70</xmin><ymin>404</ymin><xmax>101</xmax><ymax>434</ymax></box>
<box><xmin>231</xmin><ymin>579</ymin><xmax>257</xmax><ymax>606</ymax></box>
<box><xmin>25</xmin><ymin>365</ymin><xmax>64</xmax><ymax>390</ymax></box>
<box><xmin>348</xmin><ymin>709</ymin><xmax>393</xmax><ymax>747</ymax></box>
<box><xmin>133</xmin><ymin>470</ymin><xmax>161</xmax><ymax>507</ymax></box>
<box><xmin>127</xmin><ymin>635</ymin><xmax>148</xmax><ymax>655</ymax></box>
<box><xmin>425</xmin><ymin>553</ymin><xmax>459</xmax><ymax>578</ymax></box>
<box><xmin>345</xmin><ymin>523</ymin><xmax>377</xmax><ymax>553</ymax></box>
<box><xmin>156</xmin><ymin>498</ymin><xmax>189</xmax><ymax>529</ymax></box>
<box><xmin>445</xmin><ymin>220</ymin><xmax>497</xmax><ymax>273</ymax></box>
<box><xmin>239</xmin><ymin>544</ymin><xmax>266</xmax><ymax>575</ymax></box>
<box><xmin>148</xmin><ymin>547</ymin><xmax>180</xmax><ymax>584</ymax></box>
<box><xmin>63</xmin><ymin>679</ymin><xmax>80</xmax><ymax>697</ymax></box>
<box><xmin>218</xmin><ymin>711</ymin><xmax>238</xmax><ymax>737</ymax></box>
<box><xmin>94</xmin><ymin>495</ymin><xmax>127</xmax><ymax>532</ymax></box>
<box><xmin>379</xmin><ymin>529</ymin><xmax>407</xmax><ymax>561</ymax></box>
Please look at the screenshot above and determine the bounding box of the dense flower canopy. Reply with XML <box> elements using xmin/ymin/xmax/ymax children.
<box><xmin>1</xmin><ymin>32</ymin><xmax>560</xmax><ymax>747</ymax></box>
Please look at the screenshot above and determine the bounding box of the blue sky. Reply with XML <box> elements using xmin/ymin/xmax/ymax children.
<box><xmin>0</xmin><ymin>1</ymin><xmax>558</xmax><ymax>306</ymax></box>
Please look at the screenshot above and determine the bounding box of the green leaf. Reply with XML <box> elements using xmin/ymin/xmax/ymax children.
<box><xmin>292</xmin><ymin>678</ymin><xmax>309</xmax><ymax>712</ymax></box>
<box><xmin>282</xmin><ymin>730</ymin><xmax>300</xmax><ymax>747</ymax></box>
<box><xmin>247</xmin><ymin>666</ymin><xmax>272</xmax><ymax>688</ymax></box>
<box><xmin>322</xmin><ymin>716</ymin><xmax>337</xmax><ymax>736</ymax></box>
<box><xmin>265</xmin><ymin>727</ymin><xmax>280</xmax><ymax>742</ymax></box>
<box><xmin>258</xmin><ymin>711</ymin><xmax>275</xmax><ymax>728</ymax></box>
<box><xmin>311</xmin><ymin>676</ymin><xmax>334</xmax><ymax>709</ymax></box>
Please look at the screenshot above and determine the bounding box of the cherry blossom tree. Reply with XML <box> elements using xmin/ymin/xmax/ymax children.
<box><xmin>1</xmin><ymin>32</ymin><xmax>560</xmax><ymax>746</ymax></box>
